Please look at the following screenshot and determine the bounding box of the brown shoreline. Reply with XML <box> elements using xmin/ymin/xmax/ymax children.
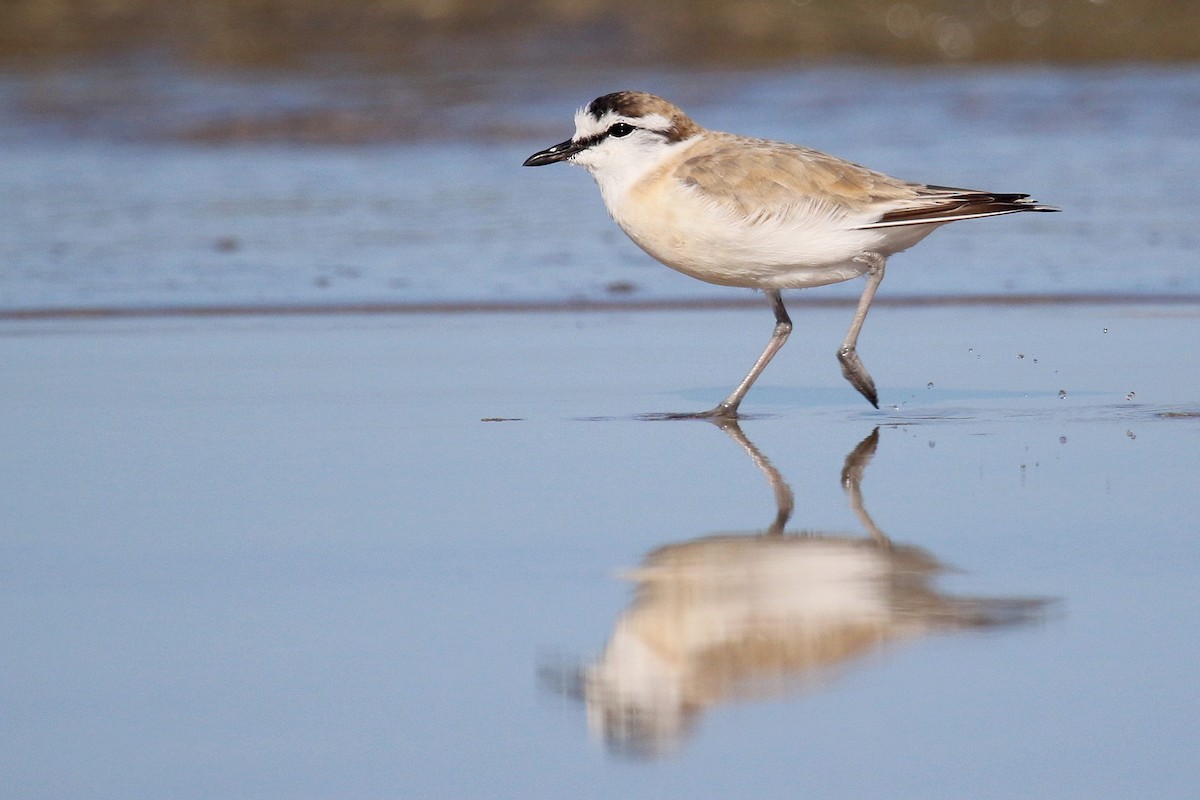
<box><xmin>1</xmin><ymin>1</ymin><xmax>1198</xmax><ymax>68</ymax></box>
<box><xmin>3</xmin><ymin>293</ymin><xmax>1198</xmax><ymax>322</ymax></box>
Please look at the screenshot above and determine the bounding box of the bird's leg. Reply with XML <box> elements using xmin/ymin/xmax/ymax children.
<box><xmin>837</xmin><ymin>254</ymin><xmax>886</xmax><ymax>408</ymax></box>
<box><xmin>698</xmin><ymin>289</ymin><xmax>792</xmax><ymax>419</ymax></box>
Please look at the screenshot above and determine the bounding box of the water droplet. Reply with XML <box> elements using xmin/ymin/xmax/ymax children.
<box><xmin>1126</xmin><ymin>391</ymin><xmax>1136</xmax><ymax>401</ymax></box>
<box><xmin>1057</xmin><ymin>389</ymin><xmax>1067</xmax><ymax>399</ymax></box>
<box><xmin>1059</xmin><ymin>435</ymin><xmax>1068</xmax><ymax>444</ymax></box>
<box><xmin>926</xmin><ymin>382</ymin><xmax>934</xmax><ymax>389</ymax></box>
<box><xmin>1033</xmin><ymin>358</ymin><xmax>1038</xmax><ymax>364</ymax></box>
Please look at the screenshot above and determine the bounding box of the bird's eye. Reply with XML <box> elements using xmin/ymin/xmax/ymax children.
<box><xmin>608</xmin><ymin>122</ymin><xmax>635</xmax><ymax>138</ymax></box>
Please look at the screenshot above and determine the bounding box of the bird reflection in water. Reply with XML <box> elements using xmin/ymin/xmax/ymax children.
<box><xmin>547</xmin><ymin>422</ymin><xmax>1047</xmax><ymax>757</ymax></box>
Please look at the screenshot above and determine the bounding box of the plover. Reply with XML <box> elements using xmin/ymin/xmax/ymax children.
<box><xmin>524</xmin><ymin>91</ymin><xmax>1058</xmax><ymax>417</ymax></box>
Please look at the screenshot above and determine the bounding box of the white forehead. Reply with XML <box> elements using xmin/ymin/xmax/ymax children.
<box><xmin>572</xmin><ymin>108</ymin><xmax>674</xmax><ymax>141</ymax></box>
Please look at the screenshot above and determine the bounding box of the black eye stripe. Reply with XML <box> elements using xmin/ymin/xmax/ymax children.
<box><xmin>572</xmin><ymin>122</ymin><xmax>650</xmax><ymax>152</ymax></box>
<box><xmin>576</xmin><ymin>132</ymin><xmax>605</xmax><ymax>149</ymax></box>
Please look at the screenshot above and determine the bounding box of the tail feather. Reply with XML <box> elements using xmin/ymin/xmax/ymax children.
<box><xmin>857</xmin><ymin>188</ymin><xmax>1059</xmax><ymax>230</ymax></box>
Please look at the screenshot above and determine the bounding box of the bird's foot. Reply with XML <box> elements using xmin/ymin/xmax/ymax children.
<box><xmin>837</xmin><ymin>346</ymin><xmax>879</xmax><ymax>409</ymax></box>
<box><xmin>638</xmin><ymin>402</ymin><xmax>742</xmax><ymax>421</ymax></box>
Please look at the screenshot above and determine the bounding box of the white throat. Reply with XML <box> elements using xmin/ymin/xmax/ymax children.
<box><xmin>575</xmin><ymin>135</ymin><xmax>696</xmax><ymax>214</ymax></box>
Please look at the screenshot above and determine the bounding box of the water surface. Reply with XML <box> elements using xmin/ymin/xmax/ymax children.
<box><xmin>2</xmin><ymin>303</ymin><xmax>1198</xmax><ymax>797</ymax></box>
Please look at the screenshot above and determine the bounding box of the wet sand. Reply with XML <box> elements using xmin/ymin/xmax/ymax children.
<box><xmin>4</xmin><ymin>291</ymin><xmax>1200</xmax><ymax>322</ymax></box>
<box><xmin>2</xmin><ymin>301</ymin><xmax>1198</xmax><ymax>797</ymax></box>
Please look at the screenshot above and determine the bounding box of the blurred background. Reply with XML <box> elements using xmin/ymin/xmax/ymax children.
<box><xmin>1</xmin><ymin>0</ymin><xmax>1198</xmax><ymax>313</ymax></box>
<box><xmin>4</xmin><ymin>0</ymin><xmax>1199</xmax><ymax>68</ymax></box>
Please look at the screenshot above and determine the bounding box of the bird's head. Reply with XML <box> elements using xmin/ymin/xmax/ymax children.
<box><xmin>523</xmin><ymin>91</ymin><xmax>701</xmax><ymax>179</ymax></box>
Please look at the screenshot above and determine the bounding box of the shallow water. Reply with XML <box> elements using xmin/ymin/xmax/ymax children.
<box><xmin>2</xmin><ymin>62</ymin><xmax>1200</xmax><ymax>799</ymax></box>
<box><xmin>2</xmin><ymin>302</ymin><xmax>1199</xmax><ymax>798</ymax></box>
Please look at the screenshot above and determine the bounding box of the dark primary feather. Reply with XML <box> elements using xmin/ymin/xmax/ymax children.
<box><xmin>864</xmin><ymin>186</ymin><xmax>1059</xmax><ymax>228</ymax></box>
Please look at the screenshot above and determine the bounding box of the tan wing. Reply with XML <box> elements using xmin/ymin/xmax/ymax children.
<box><xmin>673</xmin><ymin>135</ymin><xmax>921</xmax><ymax>224</ymax></box>
<box><xmin>674</xmin><ymin>134</ymin><xmax>1058</xmax><ymax>227</ymax></box>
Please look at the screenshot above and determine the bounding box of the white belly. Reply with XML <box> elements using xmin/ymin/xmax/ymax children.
<box><xmin>609</xmin><ymin>176</ymin><xmax>936</xmax><ymax>290</ymax></box>
<box><xmin>604</xmin><ymin>164</ymin><xmax>940</xmax><ymax>289</ymax></box>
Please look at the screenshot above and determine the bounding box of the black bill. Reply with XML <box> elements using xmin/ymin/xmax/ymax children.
<box><xmin>523</xmin><ymin>138</ymin><xmax>587</xmax><ymax>167</ymax></box>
